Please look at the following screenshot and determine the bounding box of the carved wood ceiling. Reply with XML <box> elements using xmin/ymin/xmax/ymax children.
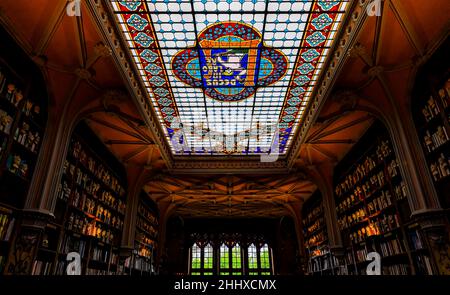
<box><xmin>144</xmin><ymin>173</ymin><xmax>315</xmax><ymax>217</ymax></box>
<box><xmin>0</xmin><ymin>0</ymin><xmax>448</xmax><ymax>218</ymax></box>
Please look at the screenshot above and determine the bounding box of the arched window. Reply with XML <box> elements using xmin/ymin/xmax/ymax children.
<box><xmin>219</xmin><ymin>243</ymin><xmax>243</xmax><ymax>275</ymax></box>
<box><xmin>248</xmin><ymin>243</ymin><xmax>272</xmax><ymax>275</ymax></box>
<box><xmin>190</xmin><ymin>242</ymin><xmax>214</xmax><ymax>275</ymax></box>
<box><xmin>189</xmin><ymin>237</ymin><xmax>273</xmax><ymax>275</ymax></box>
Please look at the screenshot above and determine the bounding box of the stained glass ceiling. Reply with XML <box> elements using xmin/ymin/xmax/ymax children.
<box><xmin>110</xmin><ymin>0</ymin><xmax>349</xmax><ymax>156</ymax></box>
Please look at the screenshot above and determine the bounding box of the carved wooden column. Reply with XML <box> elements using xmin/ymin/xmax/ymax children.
<box><xmin>4</xmin><ymin>96</ymin><xmax>73</xmax><ymax>274</ymax></box>
<box><xmin>284</xmin><ymin>200</ymin><xmax>305</xmax><ymax>274</ymax></box>
<box><xmin>155</xmin><ymin>200</ymin><xmax>175</xmax><ymax>274</ymax></box>
<box><xmin>305</xmin><ymin>164</ymin><xmax>343</xmax><ymax>255</ymax></box>
<box><xmin>120</xmin><ymin>167</ymin><xmax>149</xmax><ymax>258</ymax></box>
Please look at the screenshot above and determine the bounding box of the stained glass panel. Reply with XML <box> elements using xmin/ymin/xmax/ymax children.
<box><xmin>204</xmin><ymin>243</ymin><xmax>214</xmax><ymax>269</ymax></box>
<box><xmin>248</xmin><ymin>243</ymin><xmax>258</xmax><ymax>269</ymax></box>
<box><xmin>111</xmin><ymin>0</ymin><xmax>349</xmax><ymax>155</ymax></box>
<box><xmin>220</xmin><ymin>244</ymin><xmax>230</xmax><ymax>268</ymax></box>
<box><xmin>260</xmin><ymin>243</ymin><xmax>271</xmax><ymax>270</ymax></box>
<box><xmin>191</xmin><ymin>243</ymin><xmax>202</xmax><ymax>269</ymax></box>
<box><xmin>232</xmin><ymin>244</ymin><xmax>242</xmax><ymax>269</ymax></box>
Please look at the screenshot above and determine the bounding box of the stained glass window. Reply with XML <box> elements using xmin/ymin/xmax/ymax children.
<box><xmin>247</xmin><ymin>243</ymin><xmax>272</xmax><ymax>275</ymax></box>
<box><xmin>190</xmin><ymin>242</ymin><xmax>214</xmax><ymax>275</ymax></box>
<box><xmin>219</xmin><ymin>243</ymin><xmax>243</xmax><ymax>275</ymax></box>
<box><xmin>220</xmin><ymin>244</ymin><xmax>230</xmax><ymax>269</ymax></box>
<box><xmin>204</xmin><ymin>243</ymin><xmax>214</xmax><ymax>269</ymax></box>
<box><xmin>232</xmin><ymin>244</ymin><xmax>242</xmax><ymax>269</ymax></box>
<box><xmin>260</xmin><ymin>244</ymin><xmax>271</xmax><ymax>273</ymax></box>
<box><xmin>111</xmin><ymin>0</ymin><xmax>350</xmax><ymax>156</ymax></box>
<box><xmin>191</xmin><ymin>243</ymin><xmax>202</xmax><ymax>270</ymax></box>
<box><xmin>248</xmin><ymin>243</ymin><xmax>258</xmax><ymax>269</ymax></box>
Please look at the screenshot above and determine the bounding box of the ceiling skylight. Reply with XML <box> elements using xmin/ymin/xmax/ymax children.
<box><xmin>110</xmin><ymin>0</ymin><xmax>349</xmax><ymax>156</ymax></box>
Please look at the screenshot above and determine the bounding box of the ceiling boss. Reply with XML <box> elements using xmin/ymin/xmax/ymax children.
<box><xmin>172</xmin><ymin>22</ymin><xmax>289</xmax><ymax>102</ymax></box>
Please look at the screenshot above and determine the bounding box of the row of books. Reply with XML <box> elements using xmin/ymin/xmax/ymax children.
<box><xmin>308</xmin><ymin>253</ymin><xmax>339</xmax><ymax>273</ymax></box>
<box><xmin>379</xmin><ymin>238</ymin><xmax>407</xmax><ymax>257</ymax></box>
<box><xmin>415</xmin><ymin>254</ymin><xmax>434</xmax><ymax>275</ymax></box>
<box><xmin>138</xmin><ymin>203</ymin><xmax>158</xmax><ymax>225</ymax></box>
<box><xmin>0</xmin><ymin>255</ymin><xmax>6</xmax><ymax>273</ymax></box>
<box><xmin>91</xmin><ymin>246</ymin><xmax>109</xmax><ymax>263</ymax></box>
<box><xmin>382</xmin><ymin>264</ymin><xmax>409</xmax><ymax>275</ymax></box>
<box><xmin>31</xmin><ymin>260</ymin><xmax>53</xmax><ymax>275</ymax></box>
<box><xmin>64</xmin><ymin>160</ymin><xmax>126</xmax><ymax>214</ymax></box>
<box><xmin>58</xmin><ymin>234</ymin><xmax>87</xmax><ymax>258</ymax></box>
<box><xmin>71</xmin><ymin>141</ymin><xmax>125</xmax><ymax>196</ymax></box>
<box><xmin>335</xmin><ymin>141</ymin><xmax>392</xmax><ymax>196</ymax></box>
<box><xmin>124</xmin><ymin>255</ymin><xmax>152</xmax><ymax>272</ymax></box>
<box><xmin>408</xmin><ymin>229</ymin><xmax>425</xmax><ymax>250</ymax></box>
<box><xmin>0</xmin><ymin>212</ymin><xmax>14</xmax><ymax>241</ymax></box>
<box><xmin>86</xmin><ymin>268</ymin><xmax>119</xmax><ymax>275</ymax></box>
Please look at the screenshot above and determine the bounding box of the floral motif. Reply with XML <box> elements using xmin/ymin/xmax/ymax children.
<box><xmin>287</xmin><ymin>97</ymin><xmax>301</xmax><ymax>106</ymax></box>
<box><xmin>311</xmin><ymin>13</ymin><xmax>333</xmax><ymax>31</ymax></box>
<box><xmin>301</xmin><ymin>49</ymin><xmax>320</xmax><ymax>62</ymax></box>
<box><xmin>140</xmin><ymin>49</ymin><xmax>158</xmax><ymax>62</ymax></box>
<box><xmin>145</xmin><ymin>64</ymin><xmax>162</xmax><ymax>76</ymax></box>
<box><xmin>291</xmin><ymin>87</ymin><xmax>306</xmax><ymax>96</ymax></box>
<box><xmin>134</xmin><ymin>32</ymin><xmax>154</xmax><ymax>47</ymax></box>
<box><xmin>298</xmin><ymin>63</ymin><xmax>314</xmax><ymax>75</ymax></box>
<box><xmin>127</xmin><ymin>14</ymin><xmax>148</xmax><ymax>31</ymax></box>
<box><xmin>158</xmin><ymin>97</ymin><xmax>172</xmax><ymax>106</ymax></box>
<box><xmin>284</xmin><ymin>107</ymin><xmax>298</xmax><ymax>115</ymax></box>
<box><xmin>294</xmin><ymin>75</ymin><xmax>310</xmax><ymax>86</ymax></box>
<box><xmin>149</xmin><ymin>76</ymin><xmax>165</xmax><ymax>87</ymax></box>
<box><xmin>154</xmin><ymin>88</ymin><xmax>169</xmax><ymax>97</ymax></box>
<box><xmin>306</xmin><ymin>31</ymin><xmax>326</xmax><ymax>47</ymax></box>
<box><xmin>317</xmin><ymin>0</ymin><xmax>340</xmax><ymax>11</ymax></box>
<box><xmin>119</xmin><ymin>0</ymin><xmax>140</xmax><ymax>11</ymax></box>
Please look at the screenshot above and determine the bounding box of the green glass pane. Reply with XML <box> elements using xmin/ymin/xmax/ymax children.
<box><xmin>232</xmin><ymin>246</ymin><xmax>241</xmax><ymax>268</ymax></box>
<box><xmin>232</xmin><ymin>272</ymin><xmax>241</xmax><ymax>275</ymax></box>
<box><xmin>261</xmin><ymin>272</ymin><xmax>271</xmax><ymax>275</ymax></box>
<box><xmin>204</xmin><ymin>272</ymin><xmax>213</xmax><ymax>276</ymax></box>
<box><xmin>260</xmin><ymin>245</ymin><xmax>270</xmax><ymax>269</ymax></box>
<box><xmin>249</xmin><ymin>272</ymin><xmax>259</xmax><ymax>275</ymax></box>
<box><xmin>220</xmin><ymin>245</ymin><xmax>229</xmax><ymax>268</ymax></box>
<box><xmin>204</xmin><ymin>257</ymin><xmax>213</xmax><ymax>269</ymax></box>
<box><xmin>220</xmin><ymin>272</ymin><xmax>229</xmax><ymax>275</ymax></box>
<box><xmin>192</xmin><ymin>258</ymin><xmax>201</xmax><ymax>269</ymax></box>
<box><xmin>248</xmin><ymin>244</ymin><xmax>258</xmax><ymax>269</ymax></box>
<box><xmin>191</xmin><ymin>272</ymin><xmax>201</xmax><ymax>275</ymax></box>
<box><xmin>204</xmin><ymin>245</ymin><xmax>214</xmax><ymax>268</ymax></box>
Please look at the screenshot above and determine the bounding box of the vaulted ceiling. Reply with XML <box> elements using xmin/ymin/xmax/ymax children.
<box><xmin>0</xmin><ymin>0</ymin><xmax>448</xmax><ymax>218</ymax></box>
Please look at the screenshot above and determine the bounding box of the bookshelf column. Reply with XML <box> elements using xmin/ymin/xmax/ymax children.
<box><xmin>285</xmin><ymin>200</ymin><xmax>305</xmax><ymax>274</ymax></box>
<box><xmin>408</xmin><ymin>44</ymin><xmax>450</xmax><ymax>274</ymax></box>
<box><xmin>121</xmin><ymin>167</ymin><xmax>146</xmax><ymax>254</ymax></box>
<box><xmin>307</xmin><ymin>165</ymin><xmax>343</xmax><ymax>250</ymax></box>
<box><xmin>155</xmin><ymin>199</ymin><xmax>174</xmax><ymax>274</ymax></box>
<box><xmin>5</xmin><ymin>111</ymin><xmax>71</xmax><ymax>274</ymax></box>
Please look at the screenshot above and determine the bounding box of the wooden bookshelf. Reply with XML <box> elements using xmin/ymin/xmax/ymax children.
<box><xmin>302</xmin><ymin>190</ymin><xmax>333</xmax><ymax>274</ymax></box>
<box><xmin>0</xmin><ymin>58</ymin><xmax>47</xmax><ymax>274</ymax></box>
<box><xmin>334</xmin><ymin>121</ymin><xmax>435</xmax><ymax>275</ymax></box>
<box><xmin>413</xmin><ymin>75</ymin><xmax>450</xmax><ymax>210</ymax></box>
<box><xmin>32</xmin><ymin>122</ymin><xmax>128</xmax><ymax>275</ymax></box>
<box><xmin>124</xmin><ymin>191</ymin><xmax>158</xmax><ymax>275</ymax></box>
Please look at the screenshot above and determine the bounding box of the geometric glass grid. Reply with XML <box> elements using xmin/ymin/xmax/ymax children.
<box><xmin>219</xmin><ymin>244</ymin><xmax>230</xmax><ymax>269</ymax></box>
<box><xmin>111</xmin><ymin>0</ymin><xmax>350</xmax><ymax>156</ymax></box>
<box><xmin>260</xmin><ymin>244</ymin><xmax>271</xmax><ymax>270</ymax></box>
<box><xmin>248</xmin><ymin>243</ymin><xmax>258</xmax><ymax>269</ymax></box>
<box><xmin>204</xmin><ymin>243</ymin><xmax>214</xmax><ymax>269</ymax></box>
<box><xmin>232</xmin><ymin>244</ymin><xmax>242</xmax><ymax>269</ymax></box>
<box><xmin>191</xmin><ymin>243</ymin><xmax>202</xmax><ymax>270</ymax></box>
